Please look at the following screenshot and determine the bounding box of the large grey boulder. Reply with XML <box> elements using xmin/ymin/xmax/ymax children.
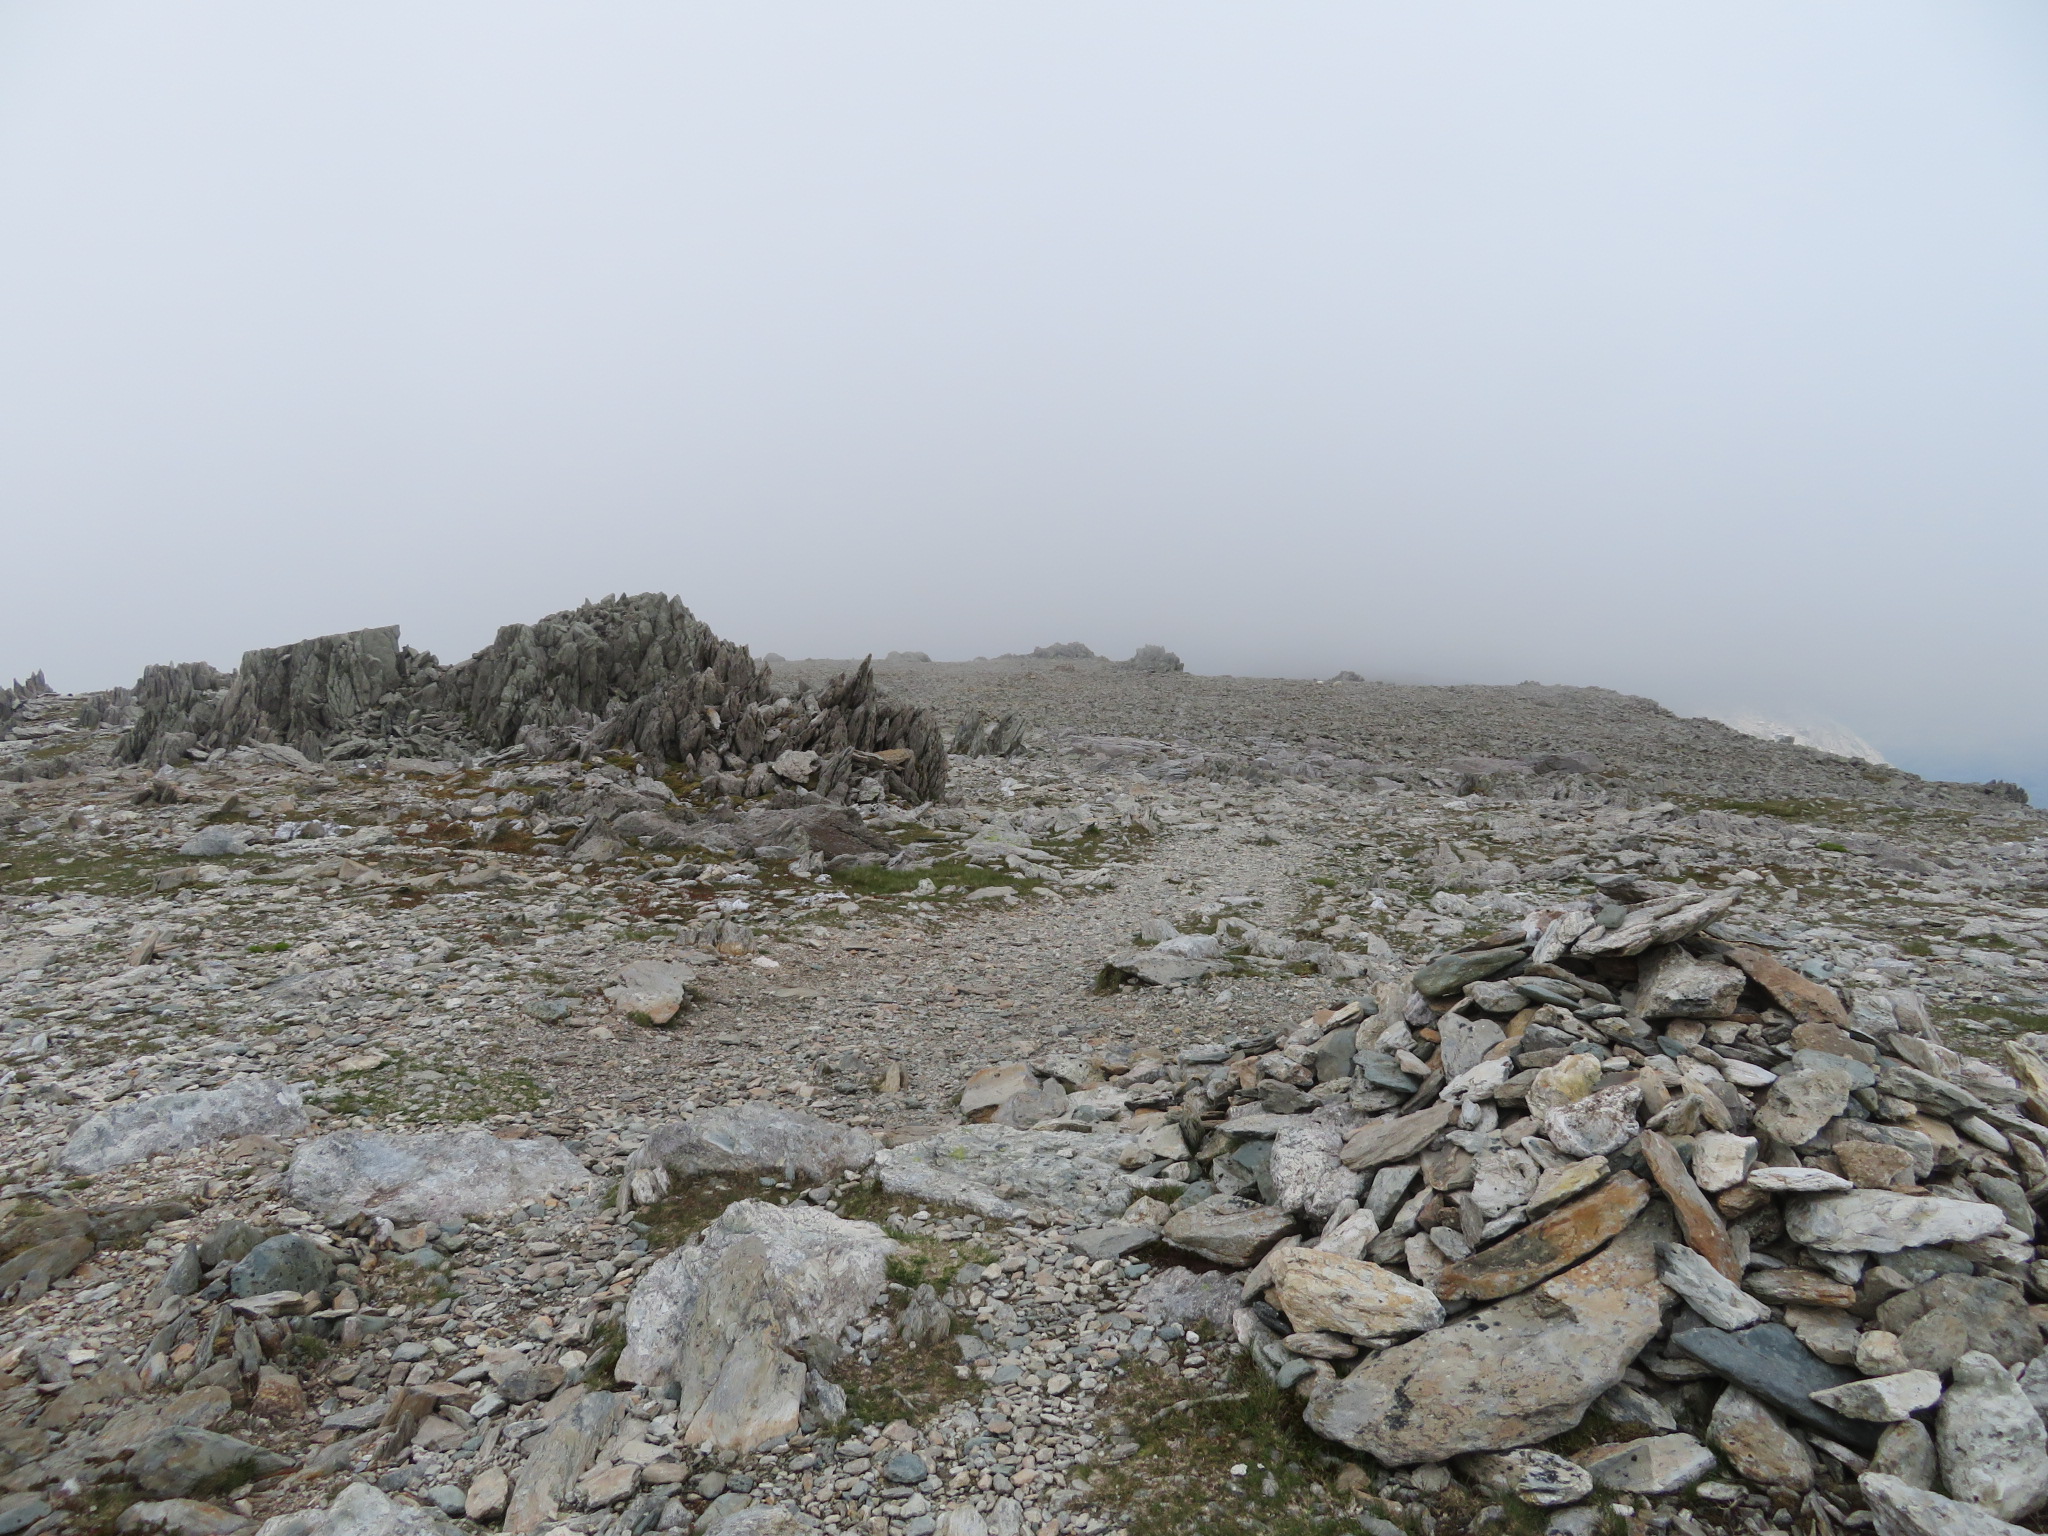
<box><xmin>61</xmin><ymin>1081</ymin><xmax>308</xmax><ymax>1175</ymax></box>
<box><xmin>1937</xmin><ymin>1353</ymin><xmax>2048</xmax><ymax>1522</ymax></box>
<box><xmin>129</xmin><ymin>1429</ymin><xmax>291</xmax><ymax>1499</ymax></box>
<box><xmin>285</xmin><ymin>1129</ymin><xmax>593</xmax><ymax>1223</ymax></box>
<box><xmin>1304</xmin><ymin>1209</ymin><xmax>1673</xmax><ymax>1465</ymax></box>
<box><xmin>1862</xmin><ymin>1473</ymin><xmax>2037</xmax><ymax>1536</ymax></box>
<box><xmin>1633</xmin><ymin>945</ymin><xmax>1745</xmax><ymax>1019</ymax></box>
<box><xmin>874</xmin><ymin>1125</ymin><xmax>1143</xmax><ymax>1222</ymax></box>
<box><xmin>616</xmin><ymin>1200</ymin><xmax>895</xmax><ymax>1454</ymax></box>
<box><xmin>623</xmin><ymin>1107</ymin><xmax>877</xmax><ymax>1207</ymax></box>
<box><xmin>254</xmin><ymin>1483</ymin><xmax>460</xmax><ymax>1536</ymax></box>
<box><xmin>211</xmin><ymin>627</ymin><xmax>406</xmax><ymax>762</ymax></box>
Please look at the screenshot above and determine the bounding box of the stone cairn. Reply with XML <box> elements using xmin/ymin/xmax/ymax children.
<box><xmin>965</xmin><ymin>874</ymin><xmax>2048</xmax><ymax>1517</ymax></box>
<box><xmin>113</xmin><ymin>593</ymin><xmax>947</xmax><ymax>804</ymax></box>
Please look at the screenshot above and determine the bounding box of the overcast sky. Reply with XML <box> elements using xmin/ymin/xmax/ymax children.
<box><xmin>3</xmin><ymin>4</ymin><xmax>2045</xmax><ymax>793</ymax></box>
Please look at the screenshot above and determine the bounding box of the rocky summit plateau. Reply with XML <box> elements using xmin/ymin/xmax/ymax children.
<box><xmin>0</xmin><ymin>595</ymin><xmax>2044</xmax><ymax>1536</ymax></box>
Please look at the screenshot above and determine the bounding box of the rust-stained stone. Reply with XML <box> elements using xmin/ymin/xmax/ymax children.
<box><xmin>1433</xmin><ymin>1174</ymin><xmax>1649</xmax><ymax>1303</ymax></box>
<box><xmin>1725</xmin><ymin>945</ymin><xmax>1852</xmax><ymax>1032</ymax></box>
<box><xmin>1640</xmin><ymin>1129</ymin><xmax>1740</xmax><ymax>1282</ymax></box>
<box><xmin>1745</xmin><ymin>1268</ymin><xmax>1858</xmax><ymax>1309</ymax></box>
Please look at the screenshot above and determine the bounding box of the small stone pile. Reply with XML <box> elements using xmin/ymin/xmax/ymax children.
<box><xmin>963</xmin><ymin>877</ymin><xmax>2048</xmax><ymax>1532</ymax></box>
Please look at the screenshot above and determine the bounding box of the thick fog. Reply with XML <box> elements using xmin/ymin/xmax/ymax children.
<box><xmin>3</xmin><ymin>4</ymin><xmax>2045</xmax><ymax>793</ymax></box>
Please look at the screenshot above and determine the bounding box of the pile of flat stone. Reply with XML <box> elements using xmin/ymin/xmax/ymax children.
<box><xmin>970</xmin><ymin>878</ymin><xmax>2048</xmax><ymax>1532</ymax></box>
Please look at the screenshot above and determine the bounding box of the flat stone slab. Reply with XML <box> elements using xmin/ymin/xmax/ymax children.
<box><xmin>1671</xmin><ymin>1322</ymin><xmax>1881</xmax><ymax>1451</ymax></box>
<box><xmin>1433</xmin><ymin>1174</ymin><xmax>1648</xmax><ymax>1303</ymax></box>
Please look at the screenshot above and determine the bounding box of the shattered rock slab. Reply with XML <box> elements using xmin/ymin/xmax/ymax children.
<box><xmin>284</xmin><ymin>1128</ymin><xmax>595</xmax><ymax>1223</ymax></box>
<box><xmin>874</xmin><ymin>1124</ymin><xmax>1143</xmax><ymax>1222</ymax></box>
<box><xmin>61</xmin><ymin>1080</ymin><xmax>309</xmax><ymax>1175</ymax></box>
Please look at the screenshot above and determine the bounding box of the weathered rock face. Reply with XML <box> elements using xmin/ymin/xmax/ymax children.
<box><xmin>1459</xmin><ymin>1449</ymin><xmax>1594</xmax><ymax>1507</ymax></box>
<box><xmin>211</xmin><ymin>627</ymin><xmax>409</xmax><ymax>762</ymax></box>
<box><xmin>285</xmin><ymin>1129</ymin><xmax>594</xmax><ymax>1223</ymax></box>
<box><xmin>1303</xmin><ymin>1210</ymin><xmax>1673</xmax><ymax>1466</ymax></box>
<box><xmin>129</xmin><ymin>1428</ymin><xmax>292</xmax><ymax>1498</ymax></box>
<box><xmin>504</xmin><ymin>1392</ymin><xmax>626</xmax><ymax>1535</ymax></box>
<box><xmin>1128</xmin><ymin>1268</ymin><xmax>1241</xmax><ymax>1333</ymax></box>
<box><xmin>115</xmin><ymin>661</ymin><xmax>233</xmax><ymax>767</ymax></box>
<box><xmin>1877</xmin><ymin>1276</ymin><xmax>2042</xmax><ymax>1368</ymax></box>
<box><xmin>622</xmin><ymin>1107</ymin><xmax>877</xmax><ymax>1207</ymax></box>
<box><xmin>60</xmin><ymin>1081</ymin><xmax>309</xmax><ymax>1175</ymax></box>
<box><xmin>615</xmin><ymin>1201</ymin><xmax>894</xmax><ymax>1454</ymax></box>
<box><xmin>1861</xmin><ymin>1473</ymin><xmax>2038</xmax><ymax>1536</ymax></box>
<box><xmin>1266</xmin><ymin>1119</ymin><xmax>1364</xmax><ymax>1220</ymax></box>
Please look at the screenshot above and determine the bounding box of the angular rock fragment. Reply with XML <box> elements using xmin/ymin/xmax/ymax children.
<box><xmin>1657</xmin><ymin>1243</ymin><xmax>1769</xmax><ymax>1330</ymax></box>
<box><xmin>617</xmin><ymin>1202</ymin><xmax>894</xmax><ymax>1454</ymax></box>
<box><xmin>1634</xmin><ymin>945</ymin><xmax>1744</xmax><ymax>1020</ymax></box>
<box><xmin>1725</xmin><ymin>945</ymin><xmax>1853</xmax><ymax>1031</ymax></box>
<box><xmin>1707</xmin><ymin>1386</ymin><xmax>1814</xmax><ymax>1492</ymax></box>
<box><xmin>1266</xmin><ymin>1247</ymin><xmax>1444</xmax><ymax>1336</ymax></box>
<box><xmin>1672</xmin><ymin>1322</ymin><xmax>1882</xmax><ymax>1451</ymax></box>
<box><xmin>1573</xmin><ymin>1433</ymin><xmax>1717</xmax><ymax>1494</ymax></box>
<box><xmin>1638</xmin><ymin>1130</ymin><xmax>1739</xmax><ymax>1280</ymax></box>
<box><xmin>1340</xmin><ymin>1103</ymin><xmax>1456</xmax><ymax>1171</ymax></box>
<box><xmin>1304</xmin><ymin>1210</ymin><xmax>1673</xmax><ymax>1465</ymax></box>
<box><xmin>1811</xmin><ymin>1371</ymin><xmax>1944</xmax><ymax>1422</ymax></box>
<box><xmin>1543</xmin><ymin>1083</ymin><xmax>1640</xmax><ymax>1158</ymax></box>
<box><xmin>252</xmin><ymin>1482</ymin><xmax>462</xmax><ymax>1535</ymax></box>
<box><xmin>1432</xmin><ymin>1173</ymin><xmax>1649</xmax><ymax>1303</ymax></box>
<box><xmin>604</xmin><ymin>959</ymin><xmax>696</xmax><ymax>1024</ymax></box>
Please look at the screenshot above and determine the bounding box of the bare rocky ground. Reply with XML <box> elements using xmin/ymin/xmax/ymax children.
<box><xmin>0</xmin><ymin>639</ymin><xmax>2045</xmax><ymax>1536</ymax></box>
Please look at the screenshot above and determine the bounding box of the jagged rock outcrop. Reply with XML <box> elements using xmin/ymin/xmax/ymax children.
<box><xmin>114</xmin><ymin>594</ymin><xmax>947</xmax><ymax>802</ymax></box>
<box><xmin>212</xmin><ymin>625</ymin><xmax>411</xmax><ymax>759</ymax></box>
<box><xmin>114</xmin><ymin>663</ymin><xmax>233</xmax><ymax>766</ymax></box>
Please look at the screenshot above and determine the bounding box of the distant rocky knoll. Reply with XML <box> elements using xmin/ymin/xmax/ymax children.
<box><xmin>112</xmin><ymin>593</ymin><xmax>947</xmax><ymax>804</ymax></box>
